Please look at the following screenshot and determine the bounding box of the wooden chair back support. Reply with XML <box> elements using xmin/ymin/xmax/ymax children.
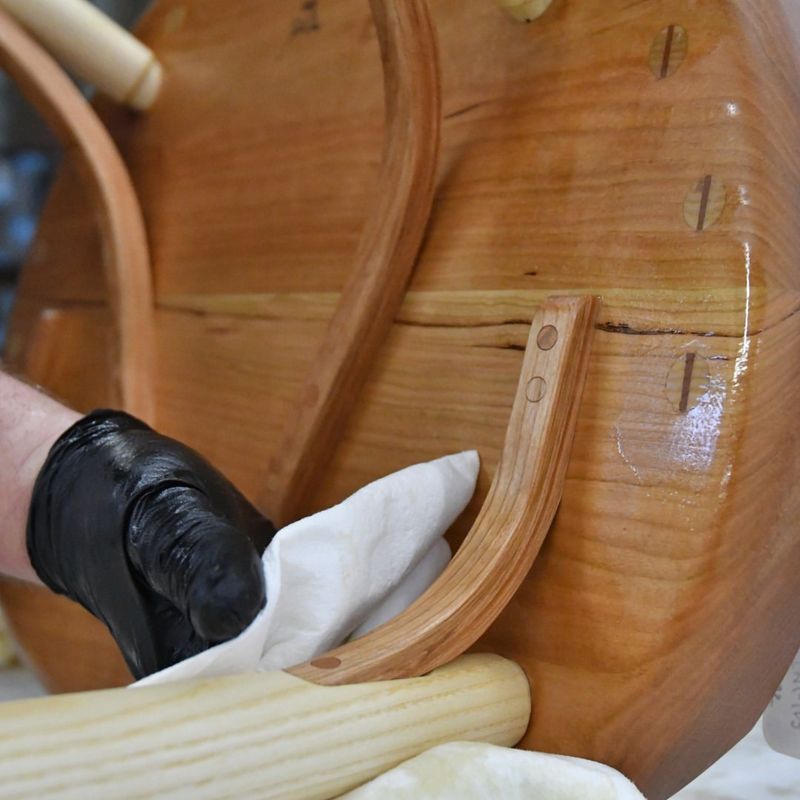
<box><xmin>264</xmin><ymin>0</ymin><xmax>442</xmax><ymax>525</ymax></box>
<box><xmin>0</xmin><ymin>6</ymin><xmax>155</xmax><ymax>420</ymax></box>
<box><xmin>2</xmin><ymin>2</ymin><xmax>800</xmax><ymax>799</ymax></box>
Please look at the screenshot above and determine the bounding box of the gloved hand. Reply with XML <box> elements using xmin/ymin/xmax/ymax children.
<box><xmin>26</xmin><ymin>410</ymin><xmax>276</xmax><ymax>679</ymax></box>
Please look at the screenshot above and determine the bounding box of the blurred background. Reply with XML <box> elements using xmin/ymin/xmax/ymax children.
<box><xmin>0</xmin><ymin>0</ymin><xmax>149</xmax><ymax>349</ymax></box>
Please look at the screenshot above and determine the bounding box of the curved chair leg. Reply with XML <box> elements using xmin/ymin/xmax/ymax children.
<box><xmin>0</xmin><ymin>654</ymin><xmax>529</xmax><ymax>800</ymax></box>
<box><xmin>292</xmin><ymin>295</ymin><xmax>598</xmax><ymax>686</ymax></box>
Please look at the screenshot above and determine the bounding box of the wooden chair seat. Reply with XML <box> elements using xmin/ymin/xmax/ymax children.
<box><xmin>2</xmin><ymin>2</ymin><xmax>800</xmax><ymax>798</ymax></box>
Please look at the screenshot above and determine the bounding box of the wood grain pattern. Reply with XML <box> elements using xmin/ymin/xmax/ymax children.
<box><xmin>4</xmin><ymin>1</ymin><xmax>800</xmax><ymax>798</ymax></box>
<box><xmin>0</xmin><ymin>654</ymin><xmax>530</xmax><ymax>799</ymax></box>
<box><xmin>291</xmin><ymin>295</ymin><xmax>597</xmax><ymax>685</ymax></box>
<box><xmin>263</xmin><ymin>0</ymin><xmax>441</xmax><ymax>525</ymax></box>
<box><xmin>0</xmin><ymin>8</ymin><xmax>155</xmax><ymax>420</ymax></box>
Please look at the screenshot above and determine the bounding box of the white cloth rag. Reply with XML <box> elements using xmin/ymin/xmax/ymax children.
<box><xmin>341</xmin><ymin>742</ymin><xmax>647</xmax><ymax>800</ymax></box>
<box><xmin>136</xmin><ymin>450</ymin><xmax>479</xmax><ymax>686</ymax></box>
<box><xmin>135</xmin><ymin>451</ymin><xmax>649</xmax><ymax>798</ymax></box>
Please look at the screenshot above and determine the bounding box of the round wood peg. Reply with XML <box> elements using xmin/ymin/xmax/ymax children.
<box><xmin>665</xmin><ymin>352</ymin><xmax>711</xmax><ymax>413</ymax></box>
<box><xmin>497</xmin><ymin>0</ymin><xmax>553</xmax><ymax>24</ymax></box>
<box><xmin>537</xmin><ymin>324</ymin><xmax>558</xmax><ymax>350</ymax></box>
<box><xmin>684</xmin><ymin>175</ymin><xmax>726</xmax><ymax>232</ymax></box>
<box><xmin>525</xmin><ymin>376</ymin><xmax>547</xmax><ymax>402</ymax></box>
<box><xmin>648</xmin><ymin>24</ymin><xmax>688</xmax><ymax>79</ymax></box>
<box><xmin>310</xmin><ymin>656</ymin><xmax>343</xmax><ymax>669</ymax></box>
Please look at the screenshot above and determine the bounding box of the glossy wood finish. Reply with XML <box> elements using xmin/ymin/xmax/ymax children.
<box><xmin>0</xmin><ymin>8</ymin><xmax>155</xmax><ymax>420</ymax></box>
<box><xmin>264</xmin><ymin>0</ymin><xmax>441</xmax><ymax>525</ymax></box>
<box><xmin>291</xmin><ymin>295</ymin><xmax>597</xmax><ymax>685</ymax></box>
<box><xmin>4</xmin><ymin>2</ymin><xmax>800</xmax><ymax>798</ymax></box>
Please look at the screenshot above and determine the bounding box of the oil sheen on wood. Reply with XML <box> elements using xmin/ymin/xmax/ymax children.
<box><xmin>2</xmin><ymin>2</ymin><xmax>800</xmax><ymax>799</ymax></box>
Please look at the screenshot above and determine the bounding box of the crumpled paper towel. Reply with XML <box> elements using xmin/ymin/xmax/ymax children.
<box><xmin>135</xmin><ymin>450</ymin><xmax>649</xmax><ymax>799</ymax></box>
<box><xmin>136</xmin><ymin>451</ymin><xmax>479</xmax><ymax>686</ymax></box>
<box><xmin>340</xmin><ymin>742</ymin><xmax>647</xmax><ymax>799</ymax></box>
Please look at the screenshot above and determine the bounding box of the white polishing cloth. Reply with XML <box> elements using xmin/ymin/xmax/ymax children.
<box><xmin>136</xmin><ymin>451</ymin><xmax>648</xmax><ymax>798</ymax></box>
<box><xmin>340</xmin><ymin>742</ymin><xmax>648</xmax><ymax>800</ymax></box>
<box><xmin>136</xmin><ymin>451</ymin><xmax>479</xmax><ymax>686</ymax></box>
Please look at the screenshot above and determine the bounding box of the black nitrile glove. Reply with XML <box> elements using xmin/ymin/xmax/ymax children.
<box><xmin>27</xmin><ymin>410</ymin><xmax>277</xmax><ymax>679</ymax></box>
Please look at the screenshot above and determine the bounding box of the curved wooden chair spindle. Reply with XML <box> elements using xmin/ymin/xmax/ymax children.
<box><xmin>263</xmin><ymin>0</ymin><xmax>442</xmax><ymax>526</ymax></box>
<box><xmin>0</xmin><ymin>6</ymin><xmax>155</xmax><ymax>420</ymax></box>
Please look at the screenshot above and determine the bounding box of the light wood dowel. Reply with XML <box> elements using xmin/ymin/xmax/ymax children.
<box><xmin>0</xmin><ymin>9</ymin><xmax>155</xmax><ymax>420</ymax></box>
<box><xmin>0</xmin><ymin>0</ymin><xmax>162</xmax><ymax>109</ymax></box>
<box><xmin>262</xmin><ymin>0</ymin><xmax>441</xmax><ymax>526</ymax></box>
<box><xmin>0</xmin><ymin>654</ymin><xmax>530</xmax><ymax>800</ymax></box>
<box><xmin>292</xmin><ymin>296</ymin><xmax>598</xmax><ymax>685</ymax></box>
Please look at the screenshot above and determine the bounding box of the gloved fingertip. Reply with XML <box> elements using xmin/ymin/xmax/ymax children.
<box><xmin>188</xmin><ymin>550</ymin><xmax>266</xmax><ymax>642</ymax></box>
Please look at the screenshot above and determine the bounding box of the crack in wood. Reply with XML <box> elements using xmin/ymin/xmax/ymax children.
<box><xmin>444</xmin><ymin>101</ymin><xmax>487</xmax><ymax>120</ymax></box>
<box><xmin>472</xmin><ymin>343</ymin><xmax>527</xmax><ymax>351</ymax></box>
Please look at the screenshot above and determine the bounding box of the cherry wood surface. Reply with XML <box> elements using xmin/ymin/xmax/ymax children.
<box><xmin>3</xmin><ymin>2</ymin><xmax>800</xmax><ymax>798</ymax></box>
